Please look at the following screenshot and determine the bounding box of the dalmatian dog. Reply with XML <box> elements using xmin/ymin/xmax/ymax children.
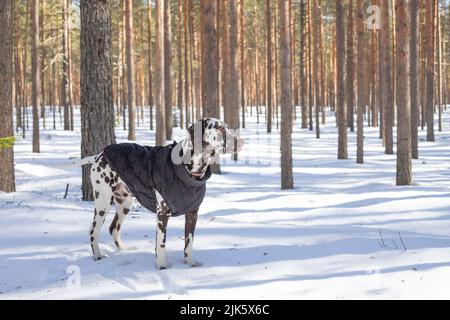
<box><xmin>79</xmin><ymin>118</ymin><xmax>244</xmax><ymax>269</ymax></box>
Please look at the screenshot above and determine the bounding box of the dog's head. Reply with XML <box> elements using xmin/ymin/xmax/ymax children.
<box><xmin>187</xmin><ymin>118</ymin><xmax>244</xmax><ymax>156</ymax></box>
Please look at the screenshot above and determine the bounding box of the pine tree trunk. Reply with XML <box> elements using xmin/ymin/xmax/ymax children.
<box><xmin>228</xmin><ymin>0</ymin><xmax>240</xmax><ymax>161</ymax></box>
<box><xmin>177</xmin><ymin>0</ymin><xmax>183</xmax><ymax>129</ymax></box>
<box><xmin>0</xmin><ymin>0</ymin><xmax>16</xmax><ymax>192</ymax></box>
<box><xmin>147</xmin><ymin>0</ymin><xmax>154</xmax><ymax>130</ymax></box>
<box><xmin>200</xmin><ymin>0</ymin><xmax>219</xmax><ymax>118</ymax></box>
<box><xmin>31</xmin><ymin>0</ymin><xmax>40</xmax><ymax>153</ymax></box>
<box><xmin>356</xmin><ymin>0</ymin><xmax>365</xmax><ymax>164</ymax></box>
<box><xmin>164</xmin><ymin>0</ymin><xmax>173</xmax><ymax>140</ymax></box>
<box><xmin>278</xmin><ymin>0</ymin><xmax>294</xmax><ymax>190</ymax></box>
<box><xmin>395</xmin><ymin>0</ymin><xmax>412</xmax><ymax>186</ymax></box>
<box><xmin>62</xmin><ymin>0</ymin><xmax>70</xmax><ymax>131</ymax></box>
<box><xmin>155</xmin><ymin>0</ymin><xmax>166</xmax><ymax>145</ymax></box>
<box><xmin>336</xmin><ymin>0</ymin><xmax>347</xmax><ymax>159</ymax></box>
<box><xmin>299</xmin><ymin>0</ymin><xmax>307</xmax><ymax>129</ymax></box>
<box><xmin>381</xmin><ymin>0</ymin><xmax>394</xmax><ymax>154</ymax></box>
<box><xmin>425</xmin><ymin>0</ymin><xmax>435</xmax><ymax>142</ymax></box>
<box><xmin>346</xmin><ymin>0</ymin><xmax>355</xmax><ymax>132</ymax></box>
<box><xmin>80</xmin><ymin>0</ymin><xmax>116</xmax><ymax>201</ymax></box>
<box><xmin>410</xmin><ymin>0</ymin><xmax>419</xmax><ymax>159</ymax></box>
<box><xmin>266</xmin><ymin>0</ymin><xmax>273</xmax><ymax>133</ymax></box>
<box><xmin>125</xmin><ymin>0</ymin><xmax>136</xmax><ymax>141</ymax></box>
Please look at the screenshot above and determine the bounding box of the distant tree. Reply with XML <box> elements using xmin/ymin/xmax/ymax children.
<box><xmin>299</xmin><ymin>0</ymin><xmax>307</xmax><ymax>129</ymax></box>
<box><xmin>381</xmin><ymin>0</ymin><xmax>394</xmax><ymax>154</ymax></box>
<box><xmin>336</xmin><ymin>0</ymin><xmax>347</xmax><ymax>160</ymax></box>
<box><xmin>164</xmin><ymin>0</ymin><xmax>173</xmax><ymax>140</ymax></box>
<box><xmin>155</xmin><ymin>0</ymin><xmax>166</xmax><ymax>146</ymax></box>
<box><xmin>346</xmin><ymin>0</ymin><xmax>355</xmax><ymax>132</ymax></box>
<box><xmin>266</xmin><ymin>0</ymin><xmax>273</xmax><ymax>133</ymax></box>
<box><xmin>125</xmin><ymin>0</ymin><xmax>136</xmax><ymax>141</ymax></box>
<box><xmin>61</xmin><ymin>0</ymin><xmax>71</xmax><ymax>131</ymax></box>
<box><xmin>31</xmin><ymin>0</ymin><xmax>40</xmax><ymax>153</ymax></box>
<box><xmin>410</xmin><ymin>0</ymin><xmax>419</xmax><ymax>159</ymax></box>
<box><xmin>425</xmin><ymin>0</ymin><xmax>435</xmax><ymax>142</ymax></box>
<box><xmin>279</xmin><ymin>0</ymin><xmax>294</xmax><ymax>190</ymax></box>
<box><xmin>80</xmin><ymin>0</ymin><xmax>116</xmax><ymax>201</ymax></box>
<box><xmin>356</xmin><ymin>0</ymin><xmax>365</xmax><ymax>164</ymax></box>
<box><xmin>0</xmin><ymin>0</ymin><xmax>16</xmax><ymax>192</ymax></box>
<box><xmin>200</xmin><ymin>0</ymin><xmax>219</xmax><ymax>118</ymax></box>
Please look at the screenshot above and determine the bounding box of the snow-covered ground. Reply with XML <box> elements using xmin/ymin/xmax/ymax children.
<box><xmin>1</xmin><ymin>107</ymin><xmax>450</xmax><ymax>300</ymax></box>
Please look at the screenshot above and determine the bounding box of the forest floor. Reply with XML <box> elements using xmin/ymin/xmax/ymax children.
<box><xmin>1</xmin><ymin>108</ymin><xmax>450</xmax><ymax>299</ymax></box>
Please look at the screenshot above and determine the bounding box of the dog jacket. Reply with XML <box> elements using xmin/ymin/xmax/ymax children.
<box><xmin>102</xmin><ymin>142</ymin><xmax>212</xmax><ymax>217</ymax></box>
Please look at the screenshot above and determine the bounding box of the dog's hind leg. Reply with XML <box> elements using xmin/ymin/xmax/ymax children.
<box><xmin>89</xmin><ymin>160</ymin><xmax>114</xmax><ymax>260</ymax></box>
<box><xmin>155</xmin><ymin>190</ymin><xmax>171</xmax><ymax>269</ymax></box>
<box><xmin>89</xmin><ymin>192</ymin><xmax>112</xmax><ymax>260</ymax></box>
<box><xmin>109</xmin><ymin>183</ymin><xmax>133</xmax><ymax>250</ymax></box>
<box><xmin>184</xmin><ymin>210</ymin><xmax>200</xmax><ymax>267</ymax></box>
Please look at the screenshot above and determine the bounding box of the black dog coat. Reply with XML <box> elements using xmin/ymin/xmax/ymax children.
<box><xmin>102</xmin><ymin>142</ymin><xmax>212</xmax><ymax>217</ymax></box>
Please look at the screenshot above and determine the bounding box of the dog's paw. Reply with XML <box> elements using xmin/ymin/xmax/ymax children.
<box><xmin>157</xmin><ymin>263</ymin><xmax>170</xmax><ymax>270</ymax></box>
<box><xmin>93</xmin><ymin>254</ymin><xmax>108</xmax><ymax>261</ymax></box>
<box><xmin>185</xmin><ymin>259</ymin><xmax>202</xmax><ymax>267</ymax></box>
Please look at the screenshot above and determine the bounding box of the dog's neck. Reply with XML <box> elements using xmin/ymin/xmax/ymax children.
<box><xmin>181</xmin><ymin>136</ymin><xmax>215</xmax><ymax>179</ymax></box>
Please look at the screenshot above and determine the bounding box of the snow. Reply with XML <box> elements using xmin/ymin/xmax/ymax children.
<box><xmin>1</xmin><ymin>107</ymin><xmax>450</xmax><ymax>300</ymax></box>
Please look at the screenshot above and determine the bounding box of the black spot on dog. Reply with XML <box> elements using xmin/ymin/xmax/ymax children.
<box><xmin>123</xmin><ymin>208</ymin><xmax>130</xmax><ymax>215</ymax></box>
<box><xmin>93</xmin><ymin>221</ymin><xmax>97</xmax><ymax>228</ymax></box>
<box><xmin>109</xmin><ymin>214</ymin><xmax>118</xmax><ymax>235</ymax></box>
<box><xmin>90</xmin><ymin>236</ymin><xmax>94</xmax><ymax>242</ymax></box>
<box><xmin>97</xmin><ymin>167</ymin><xmax>101</xmax><ymax>172</ymax></box>
<box><xmin>96</xmin><ymin>180</ymin><xmax>100</xmax><ymax>184</ymax></box>
<box><xmin>122</xmin><ymin>193</ymin><xmax>129</xmax><ymax>197</ymax></box>
<box><xmin>99</xmin><ymin>210</ymin><xmax>106</xmax><ymax>216</ymax></box>
<box><xmin>90</xmin><ymin>229</ymin><xmax>94</xmax><ymax>235</ymax></box>
<box><xmin>110</xmin><ymin>172</ymin><xmax>114</xmax><ymax>178</ymax></box>
<box><xmin>110</xmin><ymin>196</ymin><xmax>114</xmax><ymax>205</ymax></box>
<box><xmin>160</xmin><ymin>244</ymin><xmax>165</xmax><ymax>248</ymax></box>
<box><xmin>92</xmin><ymin>168</ymin><xmax>95</xmax><ymax>172</ymax></box>
<box><xmin>98</xmin><ymin>157</ymin><xmax>107</xmax><ymax>169</ymax></box>
<box><xmin>115</xmin><ymin>241</ymin><xmax>119</xmax><ymax>248</ymax></box>
<box><xmin>104</xmin><ymin>177</ymin><xmax>110</xmax><ymax>184</ymax></box>
<box><xmin>95</xmin><ymin>191</ymin><xmax>99</xmax><ymax>199</ymax></box>
<box><xmin>115</xmin><ymin>197</ymin><xmax>124</xmax><ymax>205</ymax></box>
<box><xmin>94</xmin><ymin>209</ymin><xmax>97</xmax><ymax>217</ymax></box>
<box><xmin>112</xmin><ymin>185</ymin><xmax>117</xmax><ymax>192</ymax></box>
<box><xmin>117</xmin><ymin>223</ymin><xmax>121</xmax><ymax>232</ymax></box>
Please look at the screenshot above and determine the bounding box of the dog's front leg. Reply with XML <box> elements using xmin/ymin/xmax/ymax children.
<box><xmin>155</xmin><ymin>191</ymin><xmax>171</xmax><ymax>269</ymax></box>
<box><xmin>184</xmin><ymin>210</ymin><xmax>200</xmax><ymax>267</ymax></box>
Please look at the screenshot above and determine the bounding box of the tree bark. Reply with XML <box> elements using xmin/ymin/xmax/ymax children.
<box><xmin>266</xmin><ymin>0</ymin><xmax>272</xmax><ymax>133</ymax></box>
<box><xmin>346</xmin><ymin>0</ymin><xmax>355</xmax><ymax>132</ymax></box>
<box><xmin>155</xmin><ymin>0</ymin><xmax>166</xmax><ymax>145</ymax></box>
<box><xmin>31</xmin><ymin>0</ymin><xmax>40</xmax><ymax>153</ymax></box>
<box><xmin>0</xmin><ymin>0</ymin><xmax>16</xmax><ymax>192</ymax></box>
<box><xmin>125</xmin><ymin>0</ymin><xmax>136</xmax><ymax>141</ymax></box>
<box><xmin>80</xmin><ymin>0</ymin><xmax>116</xmax><ymax>201</ymax></box>
<box><xmin>200</xmin><ymin>0</ymin><xmax>220</xmax><ymax>118</ymax></box>
<box><xmin>164</xmin><ymin>0</ymin><xmax>173</xmax><ymax>140</ymax></box>
<box><xmin>395</xmin><ymin>0</ymin><xmax>412</xmax><ymax>185</ymax></box>
<box><xmin>278</xmin><ymin>0</ymin><xmax>294</xmax><ymax>190</ymax></box>
<box><xmin>336</xmin><ymin>0</ymin><xmax>347</xmax><ymax>159</ymax></box>
<box><xmin>381</xmin><ymin>0</ymin><xmax>394</xmax><ymax>154</ymax></box>
<box><xmin>61</xmin><ymin>0</ymin><xmax>70</xmax><ymax>131</ymax></box>
<box><xmin>356</xmin><ymin>0</ymin><xmax>365</xmax><ymax>164</ymax></box>
<box><xmin>410</xmin><ymin>0</ymin><xmax>419</xmax><ymax>159</ymax></box>
<box><xmin>425</xmin><ymin>0</ymin><xmax>435</xmax><ymax>141</ymax></box>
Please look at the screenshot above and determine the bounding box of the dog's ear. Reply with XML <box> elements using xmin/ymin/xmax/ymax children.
<box><xmin>188</xmin><ymin>119</ymin><xmax>208</xmax><ymax>150</ymax></box>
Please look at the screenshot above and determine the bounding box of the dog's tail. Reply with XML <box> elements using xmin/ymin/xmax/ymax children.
<box><xmin>73</xmin><ymin>155</ymin><xmax>98</xmax><ymax>167</ymax></box>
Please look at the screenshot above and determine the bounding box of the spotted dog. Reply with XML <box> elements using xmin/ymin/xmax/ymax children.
<box><xmin>79</xmin><ymin>118</ymin><xmax>244</xmax><ymax>269</ymax></box>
